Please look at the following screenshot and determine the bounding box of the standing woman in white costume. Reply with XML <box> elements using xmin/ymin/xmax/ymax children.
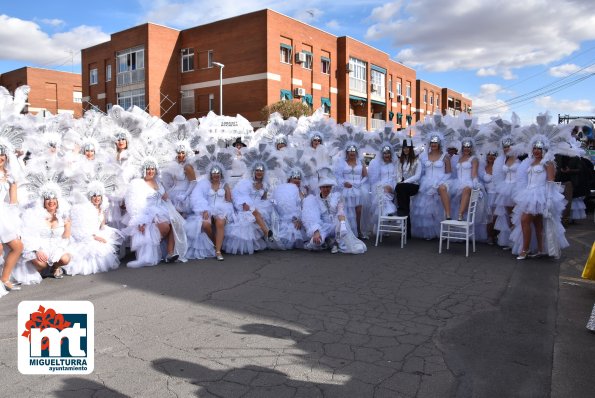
<box><xmin>0</xmin><ymin>143</ymin><xmax>23</xmax><ymax>293</ymax></box>
<box><xmin>162</xmin><ymin>141</ymin><xmax>197</xmax><ymax>217</ymax></box>
<box><xmin>368</xmin><ymin>130</ymin><xmax>400</xmax><ymax>221</ymax></box>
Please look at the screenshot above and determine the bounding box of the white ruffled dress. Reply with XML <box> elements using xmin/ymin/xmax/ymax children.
<box><xmin>124</xmin><ymin>179</ymin><xmax>188</xmax><ymax>267</ymax></box>
<box><xmin>184</xmin><ymin>178</ymin><xmax>218</xmax><ymax>259</ymax></box>
<box><xmin>333</xmin><ymin>158</ymin><xmax>371</xmax><ymax>235</ymax></box>
<box><xmin>492</xmin><ymin>157</ymin><xmax>521</xmax><ymax>246</ymax></box>
<box><xmin>410</xmin><ymin>152</ymin><xmax>451</xmax><ymax>239</ymax></box>
<box><xmin>270</xmin><ymin>182</ymin><xmax>306</xmax><ymax>250</ymax></box>
<box><xmin>301</xmin><ymin>191</ymin><xmax>367</xmax><ymax>254</ymax></box>
<box><xmin>367</xmin><ymin>158</ymin><xmax>397</xmax><ymax>222</ymax></box>
<box><xmin>225</xmin><ymin>179</ymin><xmax>271</xmax><ymax>254</ymax></box>
<box><xmin>509</xmin><ymin>159</ymin><xmax>568</xmax><ymax>257</ymax></box>
<box><xmin>0</xmin><ymin>174</ymin><xmax>21</xmax><ymax>243</ymax></box>
<box><xmin>63</xmin><ymin>201</ymin><xmax>123</xmax><ymax>275</ymax></box>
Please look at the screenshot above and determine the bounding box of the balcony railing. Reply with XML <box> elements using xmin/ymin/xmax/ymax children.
<box><xmin>371</xmin><ymin>118</ymin><xmax>386</xmax><ymax>131</ymax></box>
<box><xmin>117</xmin><ymin>69</ymin><xmax>145</xmax><ymax>87</ymax></box>
<box><xmin>350</xmin><ymin>115</ymin><xmax>367</xmax><ymax>129</ymax></box>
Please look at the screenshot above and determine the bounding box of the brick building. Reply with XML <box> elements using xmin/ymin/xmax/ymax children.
<box><xmin>415</xmin><ymin>79</ymin><xmax>442</xmax><ymax>123</ymax></box>
<box><xmin>441</xmin><ymin>88</ymin><xmax>472</xmax><ymax>116</ymax></box>
<box><xmin>81</xmin><ymin>9</ymin><xmax>471</xmax><ymax>130</ymax></box>
<box><xmin>0</xmin><ymin>67</ymin><xmax>82</xmax><ymax>117</ymax></box>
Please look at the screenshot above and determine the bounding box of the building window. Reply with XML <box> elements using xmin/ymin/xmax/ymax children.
<box><xmin>207</xmin><ymin>50</ymin><xmax>213</xmax><ymax>68</ymax></box>
<box><xmin>397</xmin><ymin>82</ymin><xmax>402</xmax><ymax>96</ymax></box>
<box><xmin>117</xmin><ymin>88</ymin><xmax>145</xmax><ymax>110</ymax></box>
<box><xmin>106</xmin><ymin>64</ymin><xmax>112</xmax><ymax>82</ymax></box>
<box><xmin>90</xmin><ymin>68</ymin><xmax>98</xmax><ymax>85</ymax></box>
<box><xmin>430</xmin><ymin>95</ymin><xmax>434</xmax><ymax>105</ymax></box>
<box><xmin>73</xmin><ymin>91</ymin><xmax>82</xmax><ymax>103</ymax></box>
<box><xmin>116</xmin><ymin>46</ymin><xmax>145</xmax><ymax>86</ymax></box>
<box><xmin>424</xmin><ymin>90</ymin><xmax>428</xmax><ymax>104</ymax></box>
<box><xmin>436</xmin><ymin>94</ymin><xmax>440</xmax><ymax>107</ymax></box>
<box><xmin>107</xmin><ymin>103</ymin><xmax>113</xmax><ymax>111</ymax></box>
<box><xmin>370</xmin><ymin>69</ymin><xmax>386</xmax><ymax>98</ymax></box>
<box><xmin>321</xmin><ymin>97</ymin><xmax>331</xmax><ymax>114</ymax></box>
<box><xmin>349</xmin><ymin>57</ymin><xmax>367</xmax><ymax>94</ymax></box>
<box><xmin>302</xmin><ymin>52</ymin><xmax>313</xmax><ymax>70</ymax></box>
<box><xmin>321</xmin><ymin>57</ymin><xmax>330</xmax><ymax>74</ymax></box>
<box><xmin>406</xmin><ymin>84</ymin><xmax>411</xmax><ymax>98</ymax></box>
<box><xmin>302</xmin><ymin>94</ymin><xmax>313</xmax><ymax>109</ymax></box>
<box><xmin>181</xmin><ymin>48</ymin><xmax>194</xmax><ymax>72</ymax></box>
<box><xmin>181</xmin><ymin>90</ymin><xmax>195</xmax><ymax>114</ymax></box>
<box><xmin>280</xmin><ymin>44</ymin><xmax>292</xmax><ymax>64</ymax></box>
<box><xmin>209</xmin><ymin>94</ymin><xmax>215</xmax><ymax>111</ymax></box>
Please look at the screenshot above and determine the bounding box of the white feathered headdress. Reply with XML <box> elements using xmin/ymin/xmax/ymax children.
<box><xmin>241</xmin><ymin>143</ymin><xmax>280</xmax><ymax>179</ymax></box>
<box><xmin>194</xmin><ymin>144</ymin><xmax>234</xmax><ymax>181</ymax></box>
<box><xmin>514</xmin><ymin>112</ymin><xmax>577</xmax><ymax>161</ymax></box>
<box><xmin>415</xmin><ymin>112</ymin><xmax>456</xmax><ymax>148</ymax></box>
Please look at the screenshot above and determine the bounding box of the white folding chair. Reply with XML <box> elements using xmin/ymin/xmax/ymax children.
<box><xmin>375</xmin><ymin>186</ymin><xmax>408</xmax><ymax>248</ymax></box>
<box><xmin>439</xmin><ymin>188</ymin><xmax>480</xmax><ymax>257</ymax></box>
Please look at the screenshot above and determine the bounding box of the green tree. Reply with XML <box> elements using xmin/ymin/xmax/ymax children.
<box><xmin>261</xmin><ymin>100</ymin><xmax>312</xmax><ymax>122</ymax></box>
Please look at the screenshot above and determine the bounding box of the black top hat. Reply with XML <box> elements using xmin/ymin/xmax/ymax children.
<box><xmin>233</xmin><ymin>137</ymin><xmax>247</xmax><ymax>147</ymax></box>
<box><xmin>402</xmin><ymin>138</ymin><xmax>413</xmax><ymax>147</ymax></box>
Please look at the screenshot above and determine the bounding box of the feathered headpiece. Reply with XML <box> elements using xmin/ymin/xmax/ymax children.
<box><xmin>453</xmin><ymin>114</ymin><xmax>486</xmax><ymax>153</ymax></box>
<box><xmin>241</xmin><ymin>143</ymin><xmax>280</xmax><ymax>179</ymax></box>
<box><xmin>317</xmin><ymin>167</ymin><xmax>337</xmax><ymax>187</ymax></box>
<box><xmin>22</xmin><ymin>168</ymin><xmax>74</xmax><ymax>206</ymax></box>
<box><xmin>370</xmin><ymin>126</ymin><xmax>406</xmax><ymax>156</ymax></box>
<box><xmin>194</xmin><ymin>144</ymin><xmax>234</xmax><ymax>181</ymax></box>
<box><xmin>332</xmin><ymin>123</ymin><xmax>370</xmax><ymax>157</ymax></box>
<box><xmin>166</xmin><ymin>115</ymin><xmax>198</xmax><ymax>157</ymax></box>
<box><xmin>514</xmin><ymin>112</ymin><xmax>576</xmax><ymax>161</ymax></box>
<box><xmin>108</xmin><ymin>105</ymin><xmax>146</xmax><ymax>139</ymax></box>
<box><xmin>0</xmin><ymin>85</ymin><xmax>30</xmax><ymax>121</ymax></box>
<box><xmin>0</xmin><ymin>124</ymin><xmax>25</xmax><ymax>156</ymax></box>
<box><xmin>124</xmin><ymin>137</ymin><xmax>171</xmax><ymax>179</ymax></box>
<box><xmin>415</xmin><ymin>112</ymin><xmax>456</xmax><ymax>148</ymax></box>
<box><xmin>283</xmin><ymin>149</ymin><xmax>316</xmax><ymax>181</ymax></box>
<box><xmin>482</xmin><ymin>113</ymin><xmax>521</xmax><ymax>155</ymax></box>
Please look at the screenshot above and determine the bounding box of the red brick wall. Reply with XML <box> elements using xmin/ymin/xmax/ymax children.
<box><xmin>416</xmin><ymin>80</ymin><xmax>442</xmax><ymax>123</ymax></box>
<box><xmin>0</xmin><ymin>67</ymin><xmax>82</xmax><ymax>117</ymax></box>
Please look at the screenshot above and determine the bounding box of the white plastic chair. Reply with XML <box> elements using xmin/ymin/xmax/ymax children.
<box><xmin>375</xmin><ymin>186</ymin><xmax>408</xmax><ymax>248</ymax></box>
<box><xmin>439</xmin><ymin>188</ymin><xmax>480</xmax><ymax>257</ymax></box>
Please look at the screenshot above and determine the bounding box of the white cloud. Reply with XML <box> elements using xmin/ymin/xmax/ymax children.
<box><xmin>0</xmin><ymin>15</ymin><xmax>109</xmax><ymax>67</ymax></box>
<box><xmin>139</xmin><ymin>0</ymin><xmax>329</xmax><ymax>28</ymax></box>
<box><xmin>39</xmin><ymin>18</ymin><xmax>65</xmax><ymax>27</ymax></box>
<box><xmin>549</xmin><ymin>63</ymin><xmax>595</xmax><ymax>77</ymax></box>
<box><xmin>364</xmin><ymin>0</ymin><xmax>595</xmax><ymax>78</ymax></box>
<box><xmin>535</xmin><ymin>96</ymin><xmax>595</xmax><ymax>113</ymax></box>
<box><xmin>325</xmin><ymin>19</ymin><xmax>341</xmax><ymax>30</ymax></box>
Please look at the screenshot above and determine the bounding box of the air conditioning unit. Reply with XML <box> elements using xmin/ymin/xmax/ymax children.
<box><xmin>406</xmin><ymin>96</ymin><xmax>412</xmax><ymax>104</ymax></box>
<box><xmin>397</xmin><ymin>94</ymin><xmax>403</xmax><ymax>102</ymax></box>
<box><xmin>371</xmin><ymin>83</ymin><xmax>379</xmax><ymax>92</ymax></box>
<box><xmin>388</xmin><ymin>91</ymin><xmax>394</xmax><ymax>99</ymax></box>
<box><xmin>295</xmin><ymin>52</ymin><xmax>307</xmax><ymax>63</ymax></box>
<box><xmin>294</xmin><ymin>88</ymin><xmax>306</xmax><ymax>97</ymax></box>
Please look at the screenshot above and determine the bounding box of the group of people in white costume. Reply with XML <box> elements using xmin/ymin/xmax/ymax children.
<box><xmin>0</xmin><ymin>84</ymin><xmax>590</xmax><ymax>297</ymax></box>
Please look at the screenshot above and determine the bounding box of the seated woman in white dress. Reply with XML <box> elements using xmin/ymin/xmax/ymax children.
<box><xmin>19</xmin><ymin>191</ymin><xmax>72</xmax><ymax>280</ymax></box>
<box><xmin>270</xmin><ymin>168</ymin><xmax>308</xmax><ymax>250</ymax></box>
<box><xmin>124</xmin><ymin>158</ymin><xmax>187</xmax><ymax>267</ymax></box>
<box><xmin>64</xmin><ymin>180</ymin><xmax>123</xmax><ymax>275</ymax></box>
<box><xmin>227</xmin><ymin>147</ymin><xmax>279</xmax><ymax>254</ymax></box>
<box><xmin>510</xmin><ymin>134</ymin><xmax>568</xmax><ymax>259</ymax></box>
<box><xmin>480</xmin><ymin>148</ymin><xmax>499</xmax><ymax>245</ymax></box>
<box><xmin>450</xmin><ymin>138</ymin><xmax>481</xmax><ymax>221</ymax></box>
<box><xmin>410</xmin><ymin>134</ymin><xmax>452</xmax><ymax>239</ymax></box>
<box><xmin>368</xmin><ymin>145</ymin><xmax>398</xmax><ymax>221</ymax></box>
<box><xmin>302</xmin><ymin>168</ymin><xmax>366</xmax><ymax>254</ymax></box>
<box><xmin>185</xmin><ymin>165</ymin><xmax>233</xmax><ymax>261</ymax></box>
<box><xmin>0</xmin><ymin>146</ymin><xmax>24</xmax><ymax>293</ymax></box>
<box><xmin>162</xmin><ymin>141</ymin><xmax>197</xmax><ymax>217</ymax></box>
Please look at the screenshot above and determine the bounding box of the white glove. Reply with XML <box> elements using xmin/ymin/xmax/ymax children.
<box><xmin>339</xmin><ymin>221</ymin><xmax>347</xmax><ymax>237</ymax></box>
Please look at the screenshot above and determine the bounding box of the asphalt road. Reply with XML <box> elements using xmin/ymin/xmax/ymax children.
<box><xmin>1</xmin><ymin>219</ymin><xmax>594</xmax><ymax>398</ymax></box>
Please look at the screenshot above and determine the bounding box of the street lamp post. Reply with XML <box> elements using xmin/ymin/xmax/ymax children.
<box><xmin>212</xmin><ymin>62</ymin><xmax>225</xmax><ymax>115</ymax></box>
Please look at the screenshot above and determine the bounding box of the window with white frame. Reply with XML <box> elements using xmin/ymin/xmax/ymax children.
<box><xmin>90</xmin><ymin>68</ymin><xmax>98</xmax><ymax>85</ymax></box>
<box><xmin>424</xmin><ymin>90</ymin><xmax>428</xmax><ymax>103</ymax></box>
<box><xmin>303</xmin><ymin>52</ymin><xmax>313</xmax><ymax>70</ymax></box>
<box><xmin>430</xmin><ymin>94</ymin><xmax>434</xmax><ymax>105</ymax></box>
<box><xmin>181</xmin><ymin>48</ymin><xmax>194</xmax><ymax>72</ymax></box>
<box><xmin>209</xmin><ymin>93</ymin><xmax>215</xmax><ymax>112</ymax></box>
<box><xmin>116</xmin><ymin>46</ymin><xmax>145</xmax><ymax>86</ymax></box>
<box><xmin>280</xmin><ymin>44</ymin><xmax>292</xmax><ymax>64</ymax></box>
<box><xmin>397</xmin><ymin>82</ymin><xmax>402</xmax><ymax>96</ymax></box>
<box><xmin>117</xmin><ymin>88</ymin><xmax>145</xmax><ymax>110</ymax></box>
<box><xmin>321</xmin><ymin>57</ymin><xmax>330</xmax><ymax>74</ymax></box>
<box><xmin>349</xmin><ymin>57</ymin><xmax>367</xmax><ymax>94</ymax></box>
<box><xmin>406</xmin><ymin>84</ymin><xmax>411</xmax><ymax>98</ymax></box>
<box><xmin>107</xmin><ymin>103</ymin><xmax>113</xmax><ymax>111</ymax></box>
<box><xmin>106</xmin><ymin>64</ymin><xmax>112</xmax><ymax>82</ymax></box>
<box><xmin>207</xmin><ymin>50</ymin><xmax>213</xmax><ymax>68</ymax></box>
<box><xmin>370</xmin><ymin>69</ymin><xmax>385</xmax><ymax>97</ymax></box>
<box><xmin>73</xmin><ymin>91</ymin><xmax>82</xmax><ymax>103</ymax></box>
<box><xmin>436</xmin><ymin>94</ymin><xmax>440</xmax><ymax>107</ymax></box>
<box><xmin>388</xmin><ymin>77</ymin><xmax>392</xmax><ymax>94</ymax></box>
<box><xmin>181</xmin><ymin>90</ymin><xmax>195</xmax><ymax>114</ymax></box>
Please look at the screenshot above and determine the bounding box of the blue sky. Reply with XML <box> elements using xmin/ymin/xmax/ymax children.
<box><xmin>1</xmin><ymin>0</ymin><xmax>594</xmax><ymax>124</ymax></box>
